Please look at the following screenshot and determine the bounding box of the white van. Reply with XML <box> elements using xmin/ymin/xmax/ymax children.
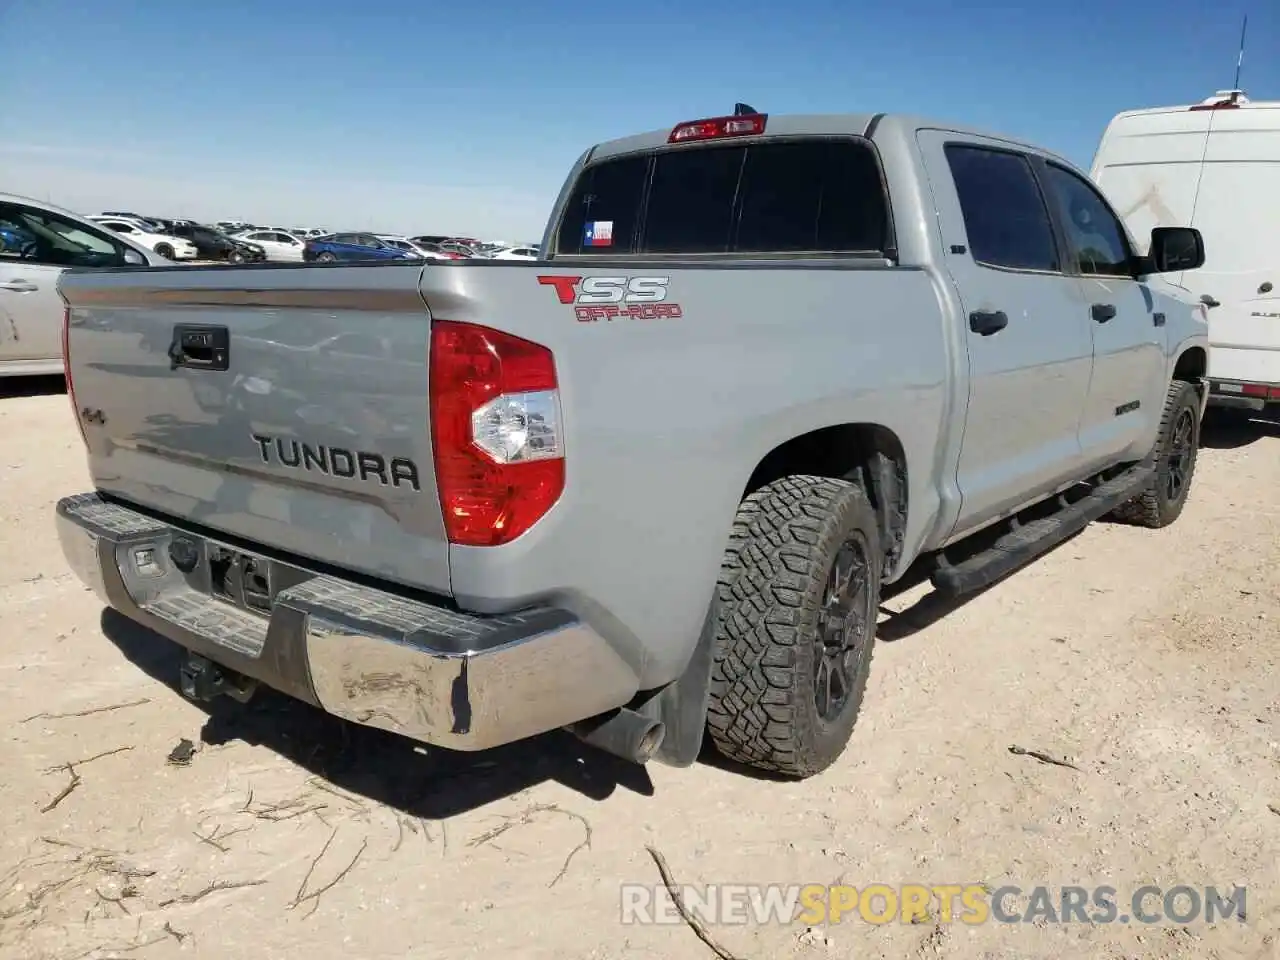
<box><xmin>1091</xmin><ymin>90</ymin><xmax>1280</xmax><ymax>414</ymax></box>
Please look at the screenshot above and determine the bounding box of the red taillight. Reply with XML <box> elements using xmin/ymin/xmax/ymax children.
<box><xmin>429</xmin><ymin>320</ymin><xmax>564</xmax><ymax>547</ymax></box>
<box><xmin>62</xmin><ymin>306</ymin><xmax>88</xmax><ymax>448</ymax></box>
<box><xmin>1241</xmin><ymin>383</ymin><xmax>1270</xmax><ymax>398</ymax></box>
<box><xmin>668</xmin><ymin>113</ymin><xmax>767</xmax><ymax>143</ymax></box>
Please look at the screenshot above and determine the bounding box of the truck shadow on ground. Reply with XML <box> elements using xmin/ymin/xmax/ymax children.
<box><xmin>1199</xmin><ymin>409</ymin><xmax>1280</xmax><ymax>449</ymax></box>
<box><xmin>99</xmin><ymin>609</ymin><xmax>657</xmax><ymax>819</ymax></box>
<box><xmin>0</xmin><ymin>374</ymin><xmax>65</xmax><ymax>400</ymax></box>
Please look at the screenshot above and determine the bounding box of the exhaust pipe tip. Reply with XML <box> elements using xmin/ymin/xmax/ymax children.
<box><xmin>569</xmin><ymin>707</ymin><xmax>666</xmax><ymax>764</ymax></box>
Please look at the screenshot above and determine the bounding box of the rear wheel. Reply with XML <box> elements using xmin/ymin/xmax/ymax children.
<box><xmin>1108</xmin><ymin>380</ymin><xmax>1202</xmax><ymax>528</ymax></box>
<box><xmin>706</xmin><ymin>475</ymin><xmax>881</xmax><ymax>779</ymax></box>
<box><xmin>154</xmin><ymin>243</ymin><xmax>174</xmax><ymax>260</ymax></box>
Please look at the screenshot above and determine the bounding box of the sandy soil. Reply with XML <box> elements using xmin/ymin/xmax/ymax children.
<box><xmin>1</xmin><ymin>376</ymin><xmax>1278</xmax><ymax>960</ymax></box>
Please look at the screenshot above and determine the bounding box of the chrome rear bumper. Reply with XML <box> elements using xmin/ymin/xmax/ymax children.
<box><xmin>56</xmin><ymin>492</ymin><xmax>638</xmax><ymax>751</ymax></box>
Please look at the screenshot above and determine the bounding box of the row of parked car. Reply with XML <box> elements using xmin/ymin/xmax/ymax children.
<box><xmin>84</xmin><ymin>212</ymin><xmax>540</xmax><ymax>265</ymax></box>
<box><xmin>0</xmin><ymin>189</ymin><xmax>545</xmax><ymax>377</ymax></box>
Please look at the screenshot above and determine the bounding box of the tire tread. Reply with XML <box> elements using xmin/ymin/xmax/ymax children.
<box><xmin>706</xmin><ymin>475</ymin><xmax>879</xmax><ymax>778</ymax></box>
<box><xmin>1108</xmin><ymin>380</ymin><xmax>1201</xmax><ymax>528</ymax></box>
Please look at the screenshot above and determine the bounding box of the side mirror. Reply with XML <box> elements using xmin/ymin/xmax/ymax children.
<box><xmin>1146</xmin><ymin>226</ymin><xmax>1205</xmax><ymax>273</ymax></box>
<box><xmin>122</xmin><ymin>248</ymin><xmax>147</xmax><ymax>266</ymax></box>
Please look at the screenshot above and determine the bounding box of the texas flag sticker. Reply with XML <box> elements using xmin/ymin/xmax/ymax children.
<box><xmin>584</xmin><ymin>220</ymin><xmax>614</xmax><ymax>247</ymax></box>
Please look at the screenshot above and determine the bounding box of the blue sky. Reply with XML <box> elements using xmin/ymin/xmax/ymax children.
<box><xmin>3</xmin><ymin>0</ymin><xmax>1276</xmax><ymax>239</ymax></box>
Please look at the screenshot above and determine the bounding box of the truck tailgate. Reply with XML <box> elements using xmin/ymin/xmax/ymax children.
<box><xmin>58</xmin><ymin>263</ymin><xmax>452</xmax><ymax>595</ymax></box>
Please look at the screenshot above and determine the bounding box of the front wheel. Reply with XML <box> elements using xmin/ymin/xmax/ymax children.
<box><xmin>154</xmin><ymin>243</ymin><xmax>174</xmax><ymax>260</ymax></box>
<box><xmin>1108</xmin><ymin>380</ymin><xmax>1202</xmax><ymax>528</ymax></box>
<box><xmin>706</xmin><ymin>475</ymin><xmax>882</xmax><ymax>779</ymax></box>
<box><xmin>316</xmin><ymin>251</ymin><xmax>336</xmax><ymax>263</ymax></box>
<box><xmin>227</xmin><ymin>249</ymin><xmax>245</xmax><ymax>264</ymax></box>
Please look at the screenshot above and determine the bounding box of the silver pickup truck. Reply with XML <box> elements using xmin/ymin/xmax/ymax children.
<box><xmin>56</xmin><ymin>108</ymin><xmax>1210</xmax><ymax>779</ymax></box>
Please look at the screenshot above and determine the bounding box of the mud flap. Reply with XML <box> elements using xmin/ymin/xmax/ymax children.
<box><xmin>637</xmin><ymin>600</ymin><xmax>717</xmax><ymax>768</ymax></box>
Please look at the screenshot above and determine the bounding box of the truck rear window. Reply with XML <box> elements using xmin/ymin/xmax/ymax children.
<box><xmin>555</xmin><ymin>138</ymin><xmax>890</xmax><ymax>256</ymax></box>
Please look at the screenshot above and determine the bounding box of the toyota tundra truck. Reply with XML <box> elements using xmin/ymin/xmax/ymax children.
<box><xmin>55</xmin><ymin>108</ymin><xmax>1210</xmax><ymax>779</ymax></box>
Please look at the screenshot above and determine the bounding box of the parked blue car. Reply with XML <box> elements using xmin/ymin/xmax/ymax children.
<box><xmin>302</xmin><ymin>232</ymin><xmax>417</xmax><ymax>263</ymax></box>
<box><xmin>0</xmin><ymin>222</ymin><xmax>38</xmax><ymax>256</ymax></box>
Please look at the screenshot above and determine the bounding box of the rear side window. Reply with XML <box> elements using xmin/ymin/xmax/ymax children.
<box><xmin>557</xmin><ymin>155</ymin><xmax>648</xmax><ymax>254</ymax></box>
<box><xmin>555</xmin><ymin>138</ymin><xmax>890</xmax><ymax>256</ymax></box>
<box><xmin>945</xmin><ymin>144</ymin><xmax>1060</xmax><ymax>273</ymax></box>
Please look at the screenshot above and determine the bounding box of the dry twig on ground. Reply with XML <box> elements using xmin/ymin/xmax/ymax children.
<box><xmin>158</xmin><ymin>878</ymin><xmax>265</xmax><ymax>907</ymax></box>
<box><xmin>22</xmin><ymin>699</ymin><xmax>151</xmax><ymax>724</ymax></box>
<box><xmin>645</xmin><ymin>845</ymin><xmax>746</xmax><ymax>960</ymax></box>
<box><xmin>39</xmin><ymin>746</ymin><xmax>134</xmax><ymax>814</ymax></box>
<box><xmin>67</xmin><ymin>932</ymin><xmax>168</xmax><ymax>960</ymax></box>
<box><xmin>1008</xmin><ymin>744</ymin><xmax>1082</xmax><ymax>772</ymax></box>
<box><xmin>40</xmin><ymin>766</ymin><xmax>82</xmax><ymax>813</ymax></box>
<box><xmin>468</xmin><ymin>802</ymin><xmax>592</xmax><ymax>887</ymax></box>
<box><xmin>290</xmin><ymin>827</ymin><xmax>368</xmax><ymax>918</ymax></box>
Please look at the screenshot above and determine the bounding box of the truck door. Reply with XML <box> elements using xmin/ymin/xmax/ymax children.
<box><xmin>1037</xmin><ymin>161</ymin><xmax>1168</xmax><ymax>468</ymax></box>
<box><xmin>915</xmin><ymin>131</ymin><xmax>1095</xmax><ymax>541</ymax></box>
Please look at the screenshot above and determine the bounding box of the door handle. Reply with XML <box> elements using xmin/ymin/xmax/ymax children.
<box><xmin>1200</xmin><ymin>294</ymin><xmax>1220</xmax><ymax>308</ymax></box>
<box><xmin>168</xmin><ymin>324</ymin><xmax>230</xmax><ymax>371</ymax></box>
<box><xmin>0</xmin><ymin>280</ymin><xmax>39</xmax><ymax>293</ymax></box>
<box><xmin>1091</xmin><ymin>303</ymin><xmax>1117</xmax><ymax>323</ymax></box>
<box><xmin>969</xmin><ymin>310</ymin><xmax>1008</xmax><ymax>336</ymax></box>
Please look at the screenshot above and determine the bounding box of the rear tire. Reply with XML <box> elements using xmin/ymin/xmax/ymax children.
<box><xmin>706</xmin><ymin>475</ymin><xmax>882</xmax><ymax>779</ymax></box>
<box><xmin>1108</xmin><ymin>380</ymin><xmax>1202</xmax><ymax>528</ymax></box>
<box><xmin>154</xmin><ymin>243</ymin><xmax>174</xmax><ymax>260</ymax></box>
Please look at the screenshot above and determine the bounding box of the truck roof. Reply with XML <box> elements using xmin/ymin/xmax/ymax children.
<box><xmin>585</xmin><ymin>112</ymin><xmax>1065</xmax><ymax>164</ymax></box>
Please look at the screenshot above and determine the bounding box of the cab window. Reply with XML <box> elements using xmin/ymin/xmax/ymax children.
<box><xmin>1042</xmin><ymin>163</ymin><xmax>1134</xmax><ymax>277</ymax></box>
<box><xmin>0</xmin><ymin>203</ymin><xmax>129</xmax><ymax>267</ymax></box>
<box><xmin>556</xmin><ymin>138</ymin><xmax>891</xmax><ymax>256</ymax></box>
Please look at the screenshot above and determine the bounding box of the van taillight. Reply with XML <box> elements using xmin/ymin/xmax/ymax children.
<box><xmin>62</xmin><ymin>306</ymin><xmax>88</xmax><ymax>449</ymax></box>
<box><xmin>429</xmin><ymin>320</ymin><xmax>564</xmax><ymax>547</ymax></box>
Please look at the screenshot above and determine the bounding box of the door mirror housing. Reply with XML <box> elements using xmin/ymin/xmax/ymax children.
<box><xmin>122</xmin><ymin>248</ymin><xmax>148</xmax><ymax>266</ymax></box>
<box><xmin>1145</xmin><ymin>227</ymin><xmax>1205</xmax><ymax>274</ymax></box>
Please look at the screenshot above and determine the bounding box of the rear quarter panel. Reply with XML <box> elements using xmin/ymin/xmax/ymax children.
<box><xmin>422</xmin><ymin>260</ymin><xmax>955</xmax><ymax>687</ymax></box>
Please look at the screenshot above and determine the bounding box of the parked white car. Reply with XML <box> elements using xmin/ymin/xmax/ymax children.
<box><xmin>231</xmin><ymin>229</ymin><xmax>308</xmax><ymax>262</ymax></box>
<box><xmin>91</xmin><ymin>217</ymin><xmax>198</xmax><ymax>261</ymax></box>
<box><xmin>374</xmin><ymin>234</ymin><xmax>456</xmax><ymax>259</ymax></box>
<box><xmin>0</xmin><ymin>193</ymin><xmax>160</xmax><ymax>377</ymax></box>
<box><xmin>488</xmin><ymin>244</ymin><xmax>540</xmax><ymax>260</ymax></box>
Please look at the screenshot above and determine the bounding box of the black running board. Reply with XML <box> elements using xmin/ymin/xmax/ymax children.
<box><xmin>931</xmin><ymin>463</ymin><xmax>1154</xmax><ymax>597</ymax></box>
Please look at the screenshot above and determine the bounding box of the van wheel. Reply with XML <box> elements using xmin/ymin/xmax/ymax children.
<box><xmin>706</xmin><ymin>475</ymin><xmax>881</xmax><ymax>779</ymax></box>
<box><xmin>1108</xmin><ymin>380</ymin><xmax>1202</xmax><ymax>528</ymax></box>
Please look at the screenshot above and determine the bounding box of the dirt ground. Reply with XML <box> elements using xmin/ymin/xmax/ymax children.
<box><xmin>1</xmin><ymin>376</ymin><xmax>1277</xmax><ymax>960</ymax></box>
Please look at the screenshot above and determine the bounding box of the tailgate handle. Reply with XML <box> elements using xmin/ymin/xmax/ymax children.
<box><xmin>170</xmin><ymin>325</ymin><xmax>229</xmax><ymax>371</ymax></box>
